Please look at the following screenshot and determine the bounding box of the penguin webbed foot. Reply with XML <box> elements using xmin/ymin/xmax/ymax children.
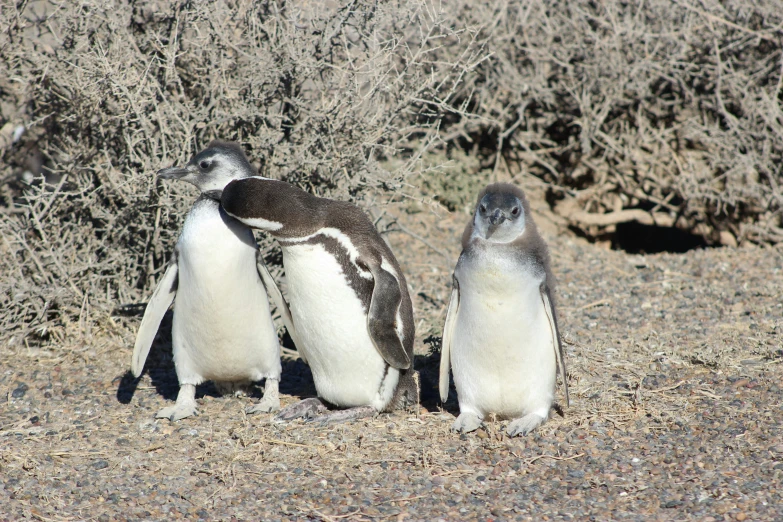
<box><xmin>307</xmin><ymin>405</ymin><xmax>376</xmax><ymax>425</ymax></box>
<box><xmin>451</xmin><ymin>412</ymin><xmax>483</xmax><ymax>433</ymax></box>
<box><xmin>246</xmin><ymin>378</ymin><xmax>281</xmax><ymax>415</ymax></box>
<box><xmin>506</xmin><ymin>413</ymin><xmax>546</xmax><ymax>437</ymax></box>
<box><xmin>156</xmin><ymin>403</ymin><xmax>199</xmax><ymax>421</ymax></box>
<box><xmin>156</xmin><ymin>383</ymin><xmax>198</xmax><ymax>422</ymax></box>
<box><xmin>274</xmin><ymin>397</ymin><xmax>328</xmax><ymax>422</ymax></box>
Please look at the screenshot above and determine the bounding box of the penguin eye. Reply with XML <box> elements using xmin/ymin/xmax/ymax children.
<box><xmin>199</xmin><ymin>160</ymin><xmax>211</xmax><ymax>170</ymax></box>
<box><xmin>479</xmin><ymin>205</ymin><xmax>487</xmax><ymax>214</ymax></box>
<box><xmin>511</xmin><ymin>207</ymin><xmax>520</xmax><ymax>216</ymax></box>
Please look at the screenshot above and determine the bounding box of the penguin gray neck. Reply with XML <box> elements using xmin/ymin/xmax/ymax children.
<box><xmin>201</xmin><ymin>189</ymin><xmax>223</xmax><ymax>202</ymax></box>
<box><xmin>194</xmin><ymin>192</ymin><xmax>220</xmax><ymax>207</ymax></box>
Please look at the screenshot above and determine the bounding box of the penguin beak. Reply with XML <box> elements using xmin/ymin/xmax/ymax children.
<box><xmin>157</xmin><ymin>165</ymin><xmax>194</xmax><ymax>180</ymax></box>
<box><xmin>489</xmin><ymin>209</ymin><xmax>507</xmax><ymax>226</ymax></box>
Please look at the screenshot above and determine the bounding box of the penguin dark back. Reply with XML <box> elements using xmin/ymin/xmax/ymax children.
<box><xmin>221</xmin><ymin>178</ymin><xmax>329</xmax><ymax>238</ymax></box>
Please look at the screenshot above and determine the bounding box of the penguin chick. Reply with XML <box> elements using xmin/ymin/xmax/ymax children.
<box><xmin>439</xmin><ymin>183</ymin><xmax>569</xmax><ymax>436</ymax></box>
<box><xmin>219</xmin><ymin>168</ymin><xmax>418</xmax><ymax>424</ymax></box>
<box><xmin>132</xmin><ymin>141</ymin><xmax>294</xmax><ymax>421</ymax></box>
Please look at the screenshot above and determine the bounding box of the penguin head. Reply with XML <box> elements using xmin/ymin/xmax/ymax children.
<box><xmin>157</xmin><ymin>141</ymin><xmax>255</xmax><ymax>197</ymax></box>
<box><xmin>472</xmin><ymin>183</ymin><xmax>529</xmax><ymax>243</ymax></box>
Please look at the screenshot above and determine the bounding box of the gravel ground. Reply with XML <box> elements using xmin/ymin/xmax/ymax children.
<box><xmin>2</xmin><ymin>180</ymin><xmax>782</xmax><ymax>521</ymax></box>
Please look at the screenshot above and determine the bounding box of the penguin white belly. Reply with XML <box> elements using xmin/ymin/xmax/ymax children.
<box><xmin>282</xmin><ymin>242</ymin><xmax>396</xmax><ymax>410</ymax></box>
<box><xmin>172</xmin><ymin>207</ymin><xmax>280</xmax><ymax>385</ymax></box>
<box><xmin>452</xmin><ymin>259</ymin><xmax>555</xmax><ymax>419</ymax></box>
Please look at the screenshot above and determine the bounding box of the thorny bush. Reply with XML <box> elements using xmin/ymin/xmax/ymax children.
<box><xmin>0</xmin><ymin>0</ymin><xmax>487</xmax><ymax>345</ymax></box>
<box><xmin>443</xmin><ymin>0</ymin><xmax>783</xmax><ymax>249</ymax></box>
<box><xmin>1</xmin><ymin>0</ymin><xmax>782</xmax><ymax>346</ymax></box>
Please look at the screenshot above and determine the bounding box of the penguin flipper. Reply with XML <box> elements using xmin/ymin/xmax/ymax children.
<box><xmin>541</xmin><ymin>285</ymin><xmax>569</xmax><ymax>408</ymax></box>
<box><xmin>255</xmin><ymin>251</ymin><xmax>305</xmax><ymax>364</ymax></box>
<box><xmin>439</xmin><ymin>275</ymin><xmax>460</xmax><ymax>403</ymax></box>
<box><xmin>366</xmin><ymin>261</ymin><xmax>410</xmax><ymax>370</ymax></box>
<box><xmin>131</xmin><ymin>258</ymin><xmax>179</xmax><ymax>378</ymax></box>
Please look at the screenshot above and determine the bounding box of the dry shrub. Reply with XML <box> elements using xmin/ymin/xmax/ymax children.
<box><xmin>0</xmin><ymin>0</ymin><xmax>486</xmax><ymax>346</ymax></box>
<box><xmin>2</xmin><ymin>0</ymin><xmax>782</xmax><ymax>346</ymax></box>
<box><xmin>431</xmin><ymin>0</ymin><xmax>783</xmax><ymax>246</ymax></box>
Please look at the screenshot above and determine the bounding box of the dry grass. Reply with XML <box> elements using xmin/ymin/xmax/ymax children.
<box><xmin>1</xmin><ymin>190</ymin><xmax>781</xmax><ymax>519</ymax></box>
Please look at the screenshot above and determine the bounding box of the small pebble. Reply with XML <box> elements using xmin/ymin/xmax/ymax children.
<box><xmin>12</xmin><ymin>384</ymin><xmax>28</xmax><ymax>398</ymax></box>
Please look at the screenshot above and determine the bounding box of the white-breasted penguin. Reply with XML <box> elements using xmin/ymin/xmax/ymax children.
<box><xmin>218</xmin><ymin>166</ymin><xmax>418</xmax><ymax>424</ymax></box>
<box><xmin>131</xmin><ymin>141</ymin><xmax>294</xmax><ymax>421</ymax></box>
<box><xmin>439</xmin><ymin>183</ymin><xmax>569</xmax><ymax>436</ymax></box>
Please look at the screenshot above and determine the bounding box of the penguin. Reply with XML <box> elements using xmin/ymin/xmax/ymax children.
<box><xmin>131</xmin><ymin>141</ymin><xmax>295</xmax><ymax>421</ymax></box>
<box><xmin>218</xmin><ymin>161</ymin><xmax>418</xmax><ymax>424</ymax></box>
<box><xmin>438</xmin><ymin>183</ymin><xmax>569</xmax><ymax>436</ymax></box>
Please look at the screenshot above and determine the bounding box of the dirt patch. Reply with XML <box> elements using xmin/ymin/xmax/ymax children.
<box><xmin>2</xmin><ymin>180</ymin><xmax>782</xmax><ymax>520</ymax></box>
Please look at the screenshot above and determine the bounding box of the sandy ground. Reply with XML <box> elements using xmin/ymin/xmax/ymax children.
<box><xmin>2</xmin><ymin>180</ymin><xmax>782</xmax><ymax>521</ymax></box>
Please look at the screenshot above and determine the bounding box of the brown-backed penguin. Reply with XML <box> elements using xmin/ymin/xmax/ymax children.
<box><xmin>439</xmin><ymin>183</ymin><xmax>569</xmax><ymax>436</ymax></box>
<box><xmin>132</xmin><ymin>141</ymin><xmax>292</xmax><ymax>421</ymax></box>
<box><xmin>218</xmin><ymin>161</ymin><xmax>418</xmax><ymax>424</ymax></box>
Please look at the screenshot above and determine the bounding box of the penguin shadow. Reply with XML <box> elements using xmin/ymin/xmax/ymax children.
<box><xmin>113</xmin><ymin>309</ymin><xmax>452</xmax><ymax>410</ymax></box>
<box><xmin>278</xmin><ymin>332</ymin><xmax>318</xmax><ymax>400</ymax></box>
<box><xmin>113</xmin><ymin>303</ymin><xmax>154</xmax><ymax>405</ymax></box>
<box><xmin>417</xmin><ymin>335</ymin><xmax>459</xmax><ymax>415</ymax></box>
<box><xmin>113</xmin><ymin>309</ymin><xmax>224</xmax><ymax>405</ymax></box>
<box><xmin>115</xmin><ymin>371</ymin><xmax>141</xmax><ymax>405</ymax></box>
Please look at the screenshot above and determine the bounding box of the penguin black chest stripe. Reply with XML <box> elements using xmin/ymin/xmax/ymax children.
<box><xmin>279</xmin><ymin>232</ymin><xmax>374</xmax><ymax>313</ymax></box>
